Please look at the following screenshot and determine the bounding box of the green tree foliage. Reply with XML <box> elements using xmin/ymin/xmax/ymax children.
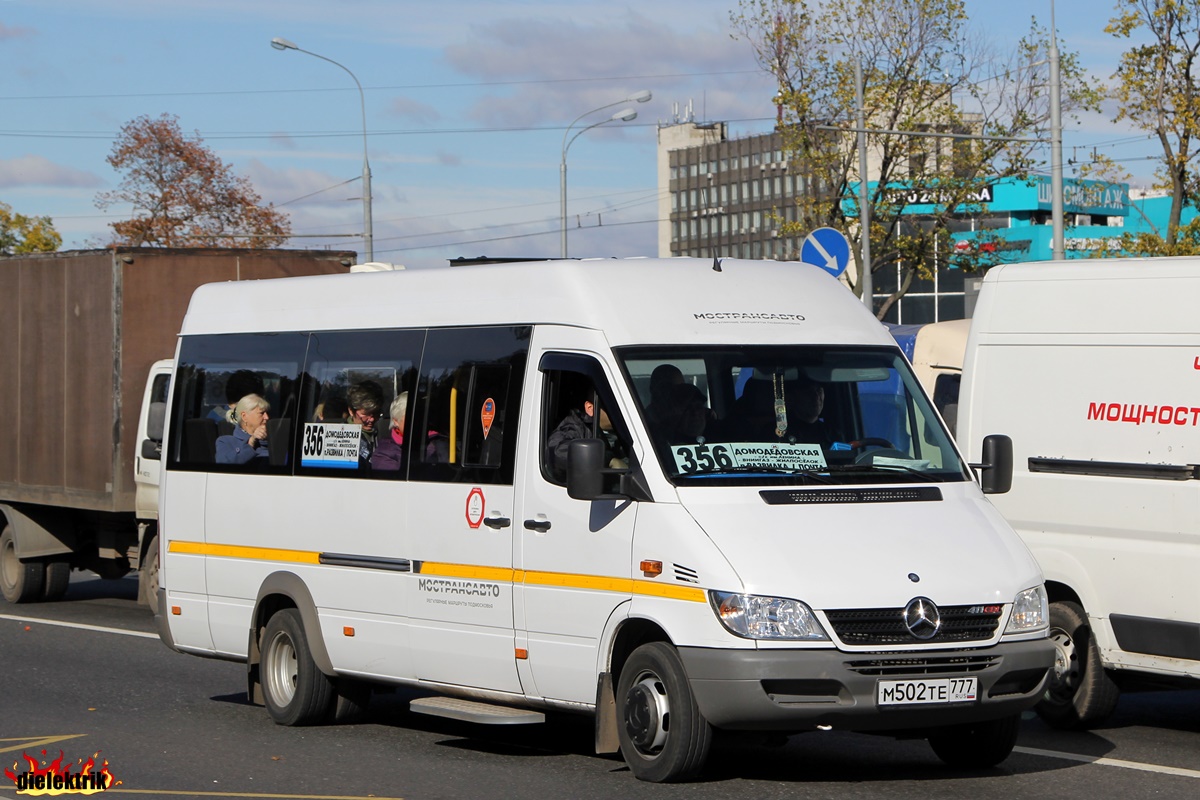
<box><xmin>1106</xmin><ymin>0</ymin><xmax>1200</xmax><ymax>252</ymax></box>
<box><xmin>95</xmin><ymin>114</ymin><xmax>290</xmax><ymax>248</ymax></box>
<box><xmin>0</xmin><ymin>201</ymin><xmax>62</xmax><ymax>255</ymax></box>
<box><xmin>732</xmin><ymin>0</ymin><xmax>1100</xmax><ymax>317</ymax></box>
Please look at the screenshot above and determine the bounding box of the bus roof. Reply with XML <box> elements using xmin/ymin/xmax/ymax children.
<box><xmin>179</xmin><ymin>257</ymin><xmax>893</xmax><ymax>348</ymax></box>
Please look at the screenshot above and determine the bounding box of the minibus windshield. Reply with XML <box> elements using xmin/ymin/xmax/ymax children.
<box><xmin>618</xmin><ymin>345</ymin><xmax>970</xmax><ymax>487</ymax></box>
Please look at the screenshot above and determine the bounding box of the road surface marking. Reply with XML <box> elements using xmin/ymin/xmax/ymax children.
<box><xmin>0</xmin><ymin>613</ymin><xmax>158</xmax><ymax>640</ymax></box>
<box><xmin>1016</xmin><ymin>745</ymin><xmax>1200</xmax><ymax>779</ymax></box>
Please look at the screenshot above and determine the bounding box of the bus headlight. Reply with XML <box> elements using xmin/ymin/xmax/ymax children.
<box><xmin>1005</xmin><ymin>585</ymin><xmax>1049</xmax><ymax>633</ymax></box>
<box><xmin>709</xmin><ymin>591</ymin><xmax>830</xmax><ymax>641</ymax></box>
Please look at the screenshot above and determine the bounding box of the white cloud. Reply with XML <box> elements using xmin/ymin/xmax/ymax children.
<box><xmin>0</xmin><ymin>155</ymin><xmax>103</xmax><ymax>189</ymax></box>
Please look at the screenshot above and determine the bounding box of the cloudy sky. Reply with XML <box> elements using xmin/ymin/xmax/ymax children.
<box><xmin>0</xmin><ymin>0</ymin><xmax>1159</xmax><ymax>267</ymax></box>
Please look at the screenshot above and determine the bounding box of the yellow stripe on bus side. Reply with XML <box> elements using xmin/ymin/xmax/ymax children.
<box><xmin>417</xmin><ymin>562</ymin><xmax>515</xmax><ymax>582</ymax></box>
<box><xmin>167</xmin><ymin>546</ymin><xmax>705</xmax><ymax>602</ymax></box>
<box><xmin>168</xmin><ymin>540</ymin><xmax>321</xmax><ymax>565</ymax></box>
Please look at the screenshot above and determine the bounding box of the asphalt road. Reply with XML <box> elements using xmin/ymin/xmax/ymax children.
<box><xmin>2</xmin><ymin>574</ymin><xmax>1199</xmax><ymax>800</ymax></box>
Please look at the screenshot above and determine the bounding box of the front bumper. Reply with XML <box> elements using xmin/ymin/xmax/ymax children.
<box><xmin>680</xmin><ymin>638</ymin><xmax>1053</xmax><ymax>731</ymax></box>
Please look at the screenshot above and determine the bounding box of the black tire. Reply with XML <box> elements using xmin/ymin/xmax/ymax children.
<box><xmin>260</xmin><ymin>609</ymin><xmax>334</xmax><ymax>726</ymax></box>
<box><xmin>42</xmin><ymin>560</ymin><xmax>71</xmax><ymax>602</ymax></box>
<box><xmin>616</xmin><ymin>642</ymin><xmax>712</xmax><ymax>783</ymax></box>
<box><xmin>928</xmin><ymin>713</ymin><xmax>1020</xmax><ymax>769</ymax></box>
<box><xmin>1</xmin><ymin>526</ymin><xmax>45</xmax><ymax>604</ymax></box>
<box><xmin>329</xmin><ymin>679</ymin><xmax>372</xmax><ymax>724</ymax></box>
<box><xmin>140</xmin><ymin>541</ymin><xmax>161</xmax><ymax>617</ymax></box>
<box><xmin>1037</xmin><ymin>600</ymin><xmax>1119</xmax><ymax>729</ymax></box>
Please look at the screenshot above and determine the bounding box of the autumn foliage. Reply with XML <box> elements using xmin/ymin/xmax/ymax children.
<box><xmin>95</xmin><ymin>114</ymin><xmax>290</xmax><ymax>248</ymax></box>
<box><xmin>0</xmin><ymin>201</ymin><xmax>61</xmax><ymax>254</ymax></box>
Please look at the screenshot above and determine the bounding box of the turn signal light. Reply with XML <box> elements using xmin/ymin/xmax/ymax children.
<box><xmin>640</xmin><ymin>560</ymin><xmax>663</xmax><ymax>577</ymax></box>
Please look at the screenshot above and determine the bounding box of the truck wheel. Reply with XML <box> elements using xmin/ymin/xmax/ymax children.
<box><xmin>261</xmin><ymin>609</ymin><xmax>334</xmax><ymax>726</ymax></box>
<box><xmin>928</xmin><ymin>714</ymin><xmax>1020</xmax><ymax>769</ymax></box>
<box><xmin>1</xmin><ymin>527</ymin><xmax>45</xmax><ymax>604</ymax></box>
<box><xmin>616</xmin><ymin>642</ymin><xmax>712</xmax><ymax>783</ymax></box>
<box><xmin>1037</xmin><ymin>600</ymin><xmax>1119</xmax><ymax>729</ymax></box>
<box><xmin>42</xmin><ymin>560</ymin><xmax>71</xmax><ymax>602</ymax></box>
<box><xmin>140</xmin><ymin>542</ymin><xmax>161</xmax><ymax>616</ymax></box>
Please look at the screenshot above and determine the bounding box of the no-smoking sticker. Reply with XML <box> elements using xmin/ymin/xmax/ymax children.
<box><xmin>465</xmin><ymin>487</ymin><xmax>485</xmax><ymax>529</ymax></box>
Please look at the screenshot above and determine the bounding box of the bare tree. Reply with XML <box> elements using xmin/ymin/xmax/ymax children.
<box><xmin>95</xmin><ymin>114</ymin><xmax>290</xmax><ymax>248</ymax></box>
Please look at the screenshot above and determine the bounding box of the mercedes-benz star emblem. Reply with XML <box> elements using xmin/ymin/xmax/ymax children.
<box><xmin>903</xmin><ymin>597</ymin><xmax>942</xmax><ymax>640</ymax></box>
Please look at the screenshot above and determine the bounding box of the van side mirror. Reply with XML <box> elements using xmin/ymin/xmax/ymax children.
<box><xmin>971</xmin><ymin>434</ymin><xmax>1013</xmax><ymax>494</ymax></box>
<box><xmin>566</xmin><ymin>438</ymin><xmax>637</xmax><ymax>501</ymax></box>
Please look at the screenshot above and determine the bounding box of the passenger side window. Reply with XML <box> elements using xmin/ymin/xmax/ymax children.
<box><xmin>409</xmin><ymin>326</ymin><xmax>530</xmax><ymax>486</ymax></box>
<box><xmin>296</xmin><ymin>329</ymin><xmax>423</xmax><ymax>479</ymax></box>
<box><xmin>168</xmin><ymin>333</ymin><xmax>308</xmax><ymax>473</ymax></box>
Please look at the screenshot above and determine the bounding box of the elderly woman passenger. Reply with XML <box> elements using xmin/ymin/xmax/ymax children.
<box><xmin>216</xmin><ymin>394</ymin><xmax>270</xmax><ymax>464</ymax></box>
<box><xmin>370</xmin><ymin>392</ymin><xmax>407</xmax><ymax>472</ymax></box>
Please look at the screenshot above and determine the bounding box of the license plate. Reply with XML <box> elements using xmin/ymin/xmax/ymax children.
<box><xmin>876</xmin><ymin>677</ymin><xmax>977</xmax><ymax>706</ymax></box>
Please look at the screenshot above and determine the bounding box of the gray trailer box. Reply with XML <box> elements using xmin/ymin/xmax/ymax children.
<box><xmin>0</xmin><ymin>247</ymin><xmax>355</xmax><ymax>601</ymax></box>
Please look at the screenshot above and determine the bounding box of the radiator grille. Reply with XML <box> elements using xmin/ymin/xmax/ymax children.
<box><xmin>825</xmin><ymin>604</ymin><xmax>1002</xmax><ymax>646</ymax></box>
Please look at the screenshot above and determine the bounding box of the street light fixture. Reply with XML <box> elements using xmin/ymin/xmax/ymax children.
<box><xmin>271</xmin><ymin>36</ymin><xmax>373</xmax><ymax>262</ymax></box>
<box><xmin>560</xmin><ymin>91</ymin><xmax>652</xmax><ymax>258</ymax></box>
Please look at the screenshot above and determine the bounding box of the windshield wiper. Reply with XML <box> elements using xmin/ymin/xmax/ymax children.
<box><xmin>827</xmin><ymin>463</ymin><xmax>940</xmax><ymax>482</ymax></box>
<box><xmin>679</xmin><ymin>467</ymin><xmax>837</xmax><ymax>484</ymax></box>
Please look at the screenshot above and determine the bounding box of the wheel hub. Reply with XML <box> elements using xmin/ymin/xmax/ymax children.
<box><xmin>624</xmin><ymin>676</ymin><xmax>670</xmax><ymax>753</ymax></box>
<box><xmin>1046</xmin><ymin>627</ymin><xmax>1080</xmax><ymax>700</ymax></box>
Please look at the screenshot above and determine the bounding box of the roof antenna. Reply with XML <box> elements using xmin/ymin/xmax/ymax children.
<box><xmin>712</xmin><ymin>255</ymin><xmax>722</xmax><ymax>272</ymax></box>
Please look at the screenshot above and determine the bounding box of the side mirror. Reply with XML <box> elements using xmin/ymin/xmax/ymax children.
<box><xmin>566</xmin><ymin>438</ymin><xmax>633</xmax><ymax>501</ymax></box>
<box><xmin>566</xmin><ymin>439</ymin><xmax>608</xmax><ymax>500</ymax></box>
<box><xmin>141</xmin><ymin>438</ymin><xmax>162</xmax><ymax>461</ymax></box>
<box><xmin>971</xmin><ymin>434</ymin><xmax>1013</xmax><ymax>494</ymax></box>
<box><xmin>147</xmin><ymin>401</ymin><xmax>167</xmax><ymax>442</ymax></box>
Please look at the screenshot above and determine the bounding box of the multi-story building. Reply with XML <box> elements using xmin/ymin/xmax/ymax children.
<box><xmin>658</xmin><ymin>119</ymin><xmax>1192</xmax><ymax>324</ymax></box>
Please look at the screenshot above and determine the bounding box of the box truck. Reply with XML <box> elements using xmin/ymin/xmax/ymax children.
<box><xmin>959</xmin><ymin>258</ymin><xmax>1200</xmax><ymax>728</ymax></box>
<box><xmin>0</xmin><ymin>248</ymin><xmax>353</xmax><ymax>610</ymax></box>
<box><xmin>156</xmin><ymin>257</ymin><xmax>1052</xmax><ymax>782</ymax></box>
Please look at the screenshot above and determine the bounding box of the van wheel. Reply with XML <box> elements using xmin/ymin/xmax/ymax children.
<box><xmin>42</xmin><ymin>560</ymin><xmax>71</xmax><ymax>602</ymax></box>
<box><xmin>616</xmin><ymin>642</ymin><xmax>712</xmax><ymax>783</ymax></box>
<box><xmin>1</xmin><ymin>527</ymin><xmax>45</xmax><ymax>604</ymax></box>
<box><xmin>261</xmin><ymin>609</ymin><xmax>334</xmax><ymax>726</ymax></box>
<box><xmin>928</xmin><ymin>713</ymin><xmax>1020</xmax><ymax>769</ymax></box>
<box><xmin>1037</xmin><ymin>600</ymin><xmax>1119</xmax><ymax>729</ymax></box>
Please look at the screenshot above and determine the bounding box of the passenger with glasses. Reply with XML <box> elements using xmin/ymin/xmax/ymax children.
<box><xmin>346</xmin><ymin>381</ymin><xmax>385</xmax><ymax>468</ymax></box>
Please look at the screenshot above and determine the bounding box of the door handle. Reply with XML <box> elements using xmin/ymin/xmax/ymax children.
<box><xmin>523</xmin><ymin>518</ymin><xmax>552</xmax><ymax>532</ymax></box>
<box><xmin>484</xmin><ymin>516</ymin><xmax>511</xmax><ymax>529</ymax></box>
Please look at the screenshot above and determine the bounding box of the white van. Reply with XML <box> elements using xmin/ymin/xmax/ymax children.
<box><xmin>155</xmin><ymin>258</ymin><xmax>1052</xmax><ymax>782</ymax></box>
<box><xmin>959</xmin><ymin>258</ymin><xmax>1200</xmax><ymax>729</ymax></box>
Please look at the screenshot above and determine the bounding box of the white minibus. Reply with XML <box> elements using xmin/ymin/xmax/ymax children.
<box><xmin>156</xmin><ymin>258</ymin><xmax>1052</xmax><ymax>782</ymax></box>
<box><xmin>960</xmin><ymin>258</ymin><xmax>1200</xmax><ymax>729</ymax></box>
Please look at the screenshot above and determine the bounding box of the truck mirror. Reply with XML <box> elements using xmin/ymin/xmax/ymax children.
<box><xmin>974</xmin><ymin>434</ymin><xmax>1013</xmax><ymax>494</ymax></box>
<box><xmin>147</xmin><ymin>401</ymin><xmax>167</xmax><ymax>442</ymax></box>
<box><xmin>141</xmin><ymin>438</ymin><xmax>162</xmax><ymax>461</ymax></box>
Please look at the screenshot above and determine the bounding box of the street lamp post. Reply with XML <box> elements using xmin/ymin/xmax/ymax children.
<box><xmin>560</xmin><ymin>90</ymin><xmax>652</xmax><ymax>258</ymax></box>
<box><xmin>271</xmin><ymin>37</ymin><xmax>373</xmax><ymax>262</ymax></box>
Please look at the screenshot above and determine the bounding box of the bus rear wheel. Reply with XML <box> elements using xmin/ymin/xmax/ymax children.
<box><xmin>261</xmin><ymin>609</ymin><xmax>334</xmax><ymax>726</ymax></box>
